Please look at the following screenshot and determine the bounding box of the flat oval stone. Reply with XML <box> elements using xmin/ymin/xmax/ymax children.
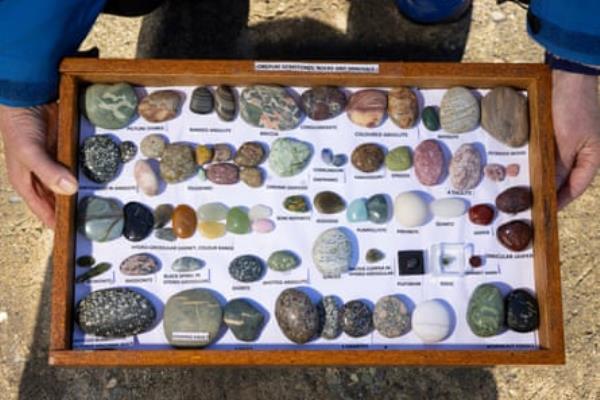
<box><xmin>341</xmin><ymin>300</ymin><xmax>373</xmax><ymax>337</ymax></box>
<box><xmin>268</xmin><ymin>138</ymin><xmax>312</xmax><ymax>177</ymax></box>
<box><xmin>153</xmin><ymin>204</ymin><xmax>173</xmax><ymax>228</ymax></box>
<box><xmin>248</xmin><ymin>204</ymin><xmax>272</xmax><ymax>221</ymax></box>
<box><xmin>172</xmin><ymin>204</ymin><xmax>197</xmax><ymax>239</ymax></box>
<box><xmin>240</xmin><ymin>85</ymin><xmax>302</xmax><ymax>131</ymax></box>
<box><xmin>430</xmin><ymin>198</ymin><xmax>467</xmax><ymax>218</ymax></box>
<box><xmin>229</xmin><ymin>255</ymin><xmax>264</xmax><ymax>282</ymax></box>
<box><xmin>155</xmin><ymin>227</ymin><xmax>176</xmax><ymax>242</ymax></box>
<box><xmin>75</xmin><ymin>262</ymin><xmax>112</xmax><ymax>283</ymax></box>
<box><xmin>275</xmin><ymin>288</ymin><xmax>319</xmax><ymax>344</ymax></box>
<box><xmin>120</xmin><ymin>254</ymin><xmax>159</xmax><ymax>276</ymax></box>
<box><xmin>268</xmin><ymin>250</ymin><xmax>300</xmax><ymax>272</ymax></box>
<box><xmin>312</xmin><ymin>228</ymin><xmax>354</xmax><ymax>278</ymax></box>
<box><xmin>351</xmin><ymin>143</ymin><xmax>385</xmax><ymax>173</ymax></box>
<box><xmin>77</xmin><ymin>196</ymin><xmax>124</xmax><ymax>242</ymax></box>
<box><xmin>414</xmin><ymin>139</ymin><xmax>445</xmax><ymax>186</ymax></box>
<box><xmin>467</xmin><ymin>283</ymin><xmax>505</xmax><ymax>337</ymax></box>
<box><xmin>412</xmin><ymin>299</ymin><xmax>453</xmax><ymax>343</ymax></box>
<box><xmin>198</xmin><ymin>221</ymin><xmax>226</xmax><ymax>239</ymax></box>
<box><xmin>76</xmin><ymin>288</ymin><xmax>156</xmax><ymax>337</ymax></box>
<box><xmin>224</xmin><ymin>299</ymin><xmax>265</xmax><ymax>342</ymax></box>
<box><xmin>373</xmin><ymin>295</ymin><xmax>410</xmax><ymax>338</ymax></box>
<box><xmin>190</xmin><ymin>86</ymin><xmax>214</xmax><ymax>114</ymax></box>
<box><xmin>366</xmin><ymin>248</ymin><xmax>385</xmax><ymax>264</ymax></box>
<box><xmin>138</xmin><ymin>90</ymin><xmax>182</xmax><ymax>123</ymax></box>
<box><xmin>318</xmin><ymin>296</ymin><xmax>342</xmax><ymax>339</ymax></box>
<box><xmin>197</xmin><ymin>203</ymin><xmax>228</xmax><ymax>221</ymax></box>
<box><xmin>495</xmin><ymin>186</ymin><xmax>532</xmax><ymax>214</ymax></box>
<box><xmin>76</xmin><ymin>255</ymin><xmax>96</xmax><ymax>268</ymax></box>
<box><xmin>388</xmin><ymin>87</ymin><xmax>418</xmax><ymax>128</ymax></box>
<box><xmin>159</xmin><ymin>143</ymin><xmax>197</xmax><ymax>183</ymax></box>
<box><xmin>468</xmin><ymin>204</ymin><xmax>495</xmax><ymax>225</ymax></box>
<box><xmin>212</xmin><ymin>143</ymin><xmax>233</xmax><ymax>162</ymax></box>
<box><xmin>422</xmin><ymin>105</ymin><xmax>440</xmax><ymax>131</ymax></box>
<box><xmin>226</xmin><ymin>207</ymin><xmax>250</xmax><ymax>234</ymax></box>
<box><xmin>497</xmin><ymin>220</ymin><xmax>532</xmax><ymax>252</ymax></box>
<box><xmin>482</xmin><ymin>87</ymin><xmax>529</xmax><ymax>147</ymax></box>
<box><xmin>215</xmin><ymin>85</ymin><xmax>237</xmax><ymax>122</ymax></box>
<box><xmin>140</xmin><ymin>134</ymin><xmax>166</xmax><ymax>159</ymax></box>
<box><xmin>234</xmin><ymin>142</ymin><xmax>265</xmax><ymax>167</ymax></box>
<box><xmin>119</xmin><ymin>141</ymin><xmax>137</xmax><ymax>163</ymax></box>
<box><xmin>80</xmin><ymin>135</ymin><xmax>121</xmax><ymax>184</ymax></box>
<box><xmin>440</xmin><ymin>87</ymin><xmax>480</xmax><ymax>133</ymax></box>
<box><xmin>301</xmin><ymin>86</ymin><xmax>347</xmax><ymax>121</ymax></box>
<box><xmin>206</xmin><ymin>163</ymin><xmax>240</xmax><ymax>185</ymax></box>
<box><xmin>240</xmin><ymin>167</ymin><xmax>263</xmax><ymax>187</ymax></box>
<box><xmin>385</xmin><ymin>146</ymin><xmax>412</xmax><ymax>171</ymax></box>
<box><xmin>172</xmin><ymin>256</ymin><xmax>204</xmax><ymax>272</ymax></box>
<box><xmin>195</xmin><ymin>145</ymin><xmax>213</xmax><ymax>166</ymax></box>
<box><xmin>394</xmin><ymin>192</ymin><xmax>429</xmax><ymax>227</ymax></box>
<box><xmin>123</xmin><ymin>202</ymin><xmax>154</xmax><ymax>242</ymax></box>
<box><xmin>347</xmin><ymin>89</ymin><xmax>387</xmax><ymax>128</ymax></box>
<box><xmin>85</xmin><ymin>83</ymin><xmax>138</xmax><ymax>129</ymax></box>
<box><xmin>484</xmin><ymin>163</ymin><xmax>506</xmax><ymax>182</ymax></box>
<box><xmin>284</xmin><ymin>195</ymin><xmax>310</xmax><ymax>213</ymax></box>
<box><xmin>366</xmin><ymin>194</ymin><xmax>389</xmax><ymax>224</ymax></box>
<box><xmin>252</xmin><ymin>218</ymin><xmax>275</xmax><ymax>234</ymax></box>
<box><xmin>506</xmin><ymin>289</ymin><xmax>539</xmax><ymax>332</ymax></box>
<box><xmin>314</xmin><ymin>191</ymin><xmax>346</xmax><ymax>214</ymax></box>
<box><xmin>163</xmin><ymin>289</ymin><xmax>222</xmax><ymax>348</ymax></box>
<box><xmin>134</xmin><ymin>160</ymin><xmax>159</xmax><ymax>196</ymax></box>
<box><xmin>449</xmin><ymin>143</ymin><xmax>482</xmax><ymax>191</ymax></box>
<box><xmin>347</xmin><ymin>198</ymin><xmax>368</xmax><ymax>222</ymax></box>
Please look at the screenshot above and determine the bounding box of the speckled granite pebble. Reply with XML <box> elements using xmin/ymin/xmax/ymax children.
<box><xmin>373</xmin><ymin>295</ymin><xmax>410</xmax><ymax>338</ymax></box>
<box><xmin>80</xmin><ymin>135</ymin><xmax>121</xmax><ymax>184</ymax></box>
<box><xmin>341</xmin><ymin>300</ymin><xmax>373</xmax><ymax>337</ymax></box>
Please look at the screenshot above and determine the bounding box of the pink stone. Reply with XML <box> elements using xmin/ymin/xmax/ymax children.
<box><xmin>134</xmin><ymin>160</ymin><xmax>159</xmax><ymax>196</ymax></box>
<box><xmin>506</xmin><ymin>163</ymin><xmax>520</xmax><ymax>177</ymax></box>
<box><xmin>206</xmin><ymin>163</ymin><xmax>239</xmax><ymax>184</ymax></box>
<box><xmin>449</xmin><ymin>143</ymin><xmax>482</xmax><ymax>190</ymax></box>
<box><xmin>252</xmin><ymin>218</ymin><xmax>275</xmax><ymax>233</ymax></box>
<box><xmin>484</xmin><ymin>163</ymin><xmax>506</xmax><ymax>182</ymax></box>
<box><xmin>414</xmin><ymin>139</ymin><xmax>445</xmax><ymax>186</ymax></box>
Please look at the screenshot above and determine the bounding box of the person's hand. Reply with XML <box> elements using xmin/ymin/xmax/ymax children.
<box><xmin>0</xmin><ymin>103</ymin><xmax>78</xmax><ymax>228</ymax></box>
<box><xmin>552</xmin><ymin>70</ymin><xmax>600</xmax><ymax>210</ymax></box>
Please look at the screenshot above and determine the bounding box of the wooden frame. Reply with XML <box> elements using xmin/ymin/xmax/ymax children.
<box><xmin>50</xmin><ymin>59</ymin><xmax>564</xmax><ymax>366</ymax></box>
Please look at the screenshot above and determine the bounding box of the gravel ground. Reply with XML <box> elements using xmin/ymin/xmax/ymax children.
<box><xmin>0</xmin><ymin>0</ymin><xmax>598</xmax><ymax>399</ymax></box>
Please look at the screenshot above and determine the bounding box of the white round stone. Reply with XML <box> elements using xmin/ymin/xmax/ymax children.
<box><xmin>430</xmin><ymin>198</ymin><xmax>467</xmax><ymax>218</ymax></box>
<box><xmin>312</xmin><ymin>228</ymin><xmax>353</xmax><ymax>278</ymax></box>
<box><xmin>248</xmin><ymin>204</ymin><xmax>273</xmax><ymax>221</ymax></box>
<box><xmin>412</xmin><ymin>299</ymin><xmax>453</xmax><ymax>343</ymax></box>
<box><xmin>394</xmin><ymin>192</ymin><xmax>429</xmax><ymax>227</ymax></box>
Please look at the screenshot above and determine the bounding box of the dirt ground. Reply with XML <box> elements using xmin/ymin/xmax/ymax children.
<box><xmin>0</xmin><ymin>0</ymin><xmax>598</xmax><ymax>399</ymax></box>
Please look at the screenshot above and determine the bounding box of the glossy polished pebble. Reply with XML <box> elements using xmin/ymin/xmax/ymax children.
<box><xmin>213</xmin><ymin>143</ymin><xmax>233</xmax><ymax>162</ymax></box>
<box><xmin>123</xmin><ymin>202</ymin><xmax>154</xmax><ymax>242</ymax></box>
<box><xmin>347</xmin><ymin>198</ymin><xmax>368</xmax><ymax>222</ymax></box>
<box><xmin>321</xmin><ymin>148</ymin><xmax>334</xmax><ymax>165</ymax></box>
<box><xmin>119</xmin><ymin>141</ymin><xmax>137</xmax><ymax>163</ymax></box>
<box><xmin>484</xmin><ymin>163</ymin><xmax>506</xmax><ymax>182</ymax></box>
<box><xmin>412</xmin><ymin>299</ymin><xmax>453</xmax><ymax>343</ymax></box>
<box><xmin>248</xmin><ymin>204</ymin><xmax>272</xmax><ymax>221</ymax></box>
<box><xmin>312</xmin><ymin>228</ymin><xmax>354</xmax><ymax>278</ymax></box>
<box><xmin>198</xmin><ymin>221</ymin><xmax>226</xmax><ymax>239</ymax></box>
<box><xmin>240</xmin><ymin>167</ymin><xmax>263</xmax><ymax>187</ymax></box>
<box><xmin>172</xmin><ymin>205</ymin><xmax>197</xmax><ymax>239</ymax></box>
<box><xmin>347</xmin><ymin>89</ymin><xmax>387</xmax><ymax>128</ymax></box>
<box><xmin>301</xmin><ymin>86</ymin><xmax>347</xmax><ymax>121</ymax></box>
<box><xmin>215</xmin><ymin>85</ymin><xmax>237</xmax><ymax>121</ymax></box>
<box><xmin>159</xmin><ymin>143</ymin><xmax>197</xmax><ymax>183</ymax></box>
<box><xmin>373</xmin><ymin>295</ymin><xmax>410</xmax><ymax>338</ymax></box>
<box><xmin>366</xmin><ymin>194</ymin><xmax>389</xmax><ymax>224</ymax></box>
<box><xmin>385</xmin><ymin>146</ymin><xmax>412</xmax><ymax>171</ymax></box>
<box><xmin>467</xmin><ymin>284</ymin><xmax>504</xmax><ymax>337</ymax></box>
<box><xmin>275</xmin><ymin>288</ymin><xmax>319</xmax><ymax>344</ymax></box>
<box><xmin>422</xmin><ymin>105</ymin><xmax>440</xmax><ymax>131</ymax></box>
<box><xmin>78</xmin><ymin>196</ymin><xmax>124</xmax><ymax>242</ymax></box>
<box><xmin>341</xmin><ymin>300</ymin><xmax>373</xmax><ymax>337</ymax></box>
<box><xmin>414</xmin><ymin>139</ymin><xmax>445</xmax><ymax>186</ymax></box>
<box><xmin>268</xmin><ymin>137</ymin><xmax>312</xmax><ymax>177</ymax></box>
<box><xmin>84</xmin><ymin>83</ymin><xmax>138</xmax><ymax>129</ymax></box>
<box><xmin>449</xmin><ymin>143</ymin><xmax>482</xmax><ymax>191</ymax></box>
<box><xmin>332</xmin><ymin>154</ymin><xmax>347</xmax><ymax>167</ymax></box>
<box><xmin>195</xmin><ymin>145</ymin><xmax>213</xmax><ymax>165</ymax></box>
<box><xmin>495</xmin><ymin>186</ymin><xmax>532</xmax><ymax>214</ymax></box>
<box><xmin>76</xmin><ymin>255</ymin><xmax>96</xmax><ymax>268</ymax></box>
<box><xmin>366</xmin><ymin>248</ymin><xmax>385</xmax><ymax>264</ymax></box>
<box><xmin>134</xmin><ymin>160</ymin><xmax>159</xmax><ymax>196</ymax></box>
<box><xmin>497</xmin><ymin>220</ymin><xmax>532</xmax><ymax>252</ymax></box>
<box><xmin>80</xmin><ymin>135</ymin><xmax>121</xmax><ymax>184</ymax></box>
<box><xmin>172</xmin><ymin>256</ymin><xmax>205</xmax><ymax>272</ymax></box>
<box><xmin>252</xmin><ymin>218</ymin><xmax>275</xmax><ymax>234</ymax></box>
<box><xmin>229</xmin><ymin>255</ymin><xmax>264</xmax><ymax>282</ymax></box>
<box><xmin>430</xmin><ymin>198</ymin><xmax>467</xmax><ymax>219</ymax></box>
<box><xmin>75</xmin><ymin>262</ymin><xmax>112</xmax><ymax>283</ymax></box>
<box><xmin>154</xmin><ymin>227</ymin><xmax>176</xmax><ymax>242</ymax></box>
<box><xmin>506</xmin><ymin>289</ymin><xmax>539</xmax><ymax>332</ymax></box>
<box><xmin>482</xmin><ymin>87</ymin><xmax>529</xmax><ymax>147</ymax></box>
<box><xmin>394</xmin><ymin>192</ymin><xmax>429</xmax><ymax>227</ymax></box>
<box><xmin>190</xmin><ymin>86</ymin><xmax>214</xmax><ymax>114</ymax></box>
<box><xmin>388</xmin><ymin>87</ymin><xmax>418</xmax><ymax>128</ymax></box>
<box><xmin>120</xmin><ymin>254</ymin><xmax>159</xmax><ymax>276</ymax></box>
<box><xmin>468</xmin><ymin>204</ymin><xmax>495</xmax><ymax>225</ymax></box>
<box><xmin>140</xmin><ymin>134</ymin><xmax>166</xmax><ymax>158</ymax></box>
<box><xmin>440</xmin><ymin>87</ymin><xmax>480</xmax><ymax>133</ymax></box>
<box><xmin>240</xmin><ymin>85</ymin><xmax>302</xmax><ymax>130</ymax></box>
<box><xmin>318</xmin><ymin>296</ymin><xmax>342</xmax><ymax>339</ymax></box>
<box><xmin>206</xmin><ymin>163</ymin><xmax>240</xmax><ymax>185</ymax></box>
<box><xmin>153</xmin><ymin>204</ymin><xmax>173</xmax><ymax>228</ymax></box>
<box><xmin>226</xmin><ymin>207</ymin><xmax>250</xmax><ymax>234</ymax></box>
<box><xmin>138</xmin><ymin>90</ymin><xmax>182</xmax><ymax>123</ymax></box>
<box><xmin>234</xmin><ymin>142</ymin><xmax>265</xmax><ymax>167</ymax></box>
<box><xmin>314</xmin><ymin>191</ymin><xmax>345</xmax><ymax>214</ymax></box>
<box><xmin>284</xmin><ymin>195</ymin><xmax>310</xmax><ymax>213</ymax></box>
<box><xmin>351</xmin><ymin>143</ymin><xmax>385</xmax><ymax>173</ymax></box>
<box><xmin>197</xmin><ymin>203</ymin><xmax>229</xmax><ymax>221</ymax></box>
<box><xmin>224</xmin><ymin>299</ymin><xmax>265</xmax><ymax>342</ymax></box>
<box><xmin>267</xmin><ymin>250</ymin><xmax>299</xmax><ymax>272</ymax></box>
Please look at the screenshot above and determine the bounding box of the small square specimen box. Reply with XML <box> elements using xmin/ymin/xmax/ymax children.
<box><xmin>50</xmin><ymin>59</ymin><xmax>563</xmax><ymax>366</ymax></box>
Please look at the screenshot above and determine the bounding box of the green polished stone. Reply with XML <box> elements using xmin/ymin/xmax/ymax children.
<box><xmin>268</xmin><ymin>137</ymin><xmax>312</xmax><ymax>177</ymax></box>
<box><xmin>422</xmin><ymin>106</ymin><xmax>441</xmax><ymax>131</ymax></box>
<box><xmin>77</xmin><ymin>196</ymin><xmax>124</xmax><ymax>242</ymax></box>
<box><xmin>224</xmin><ymin>299</ymin><xmax>265</xmax><ymax>342</ymax></box>
<box><xmin>283</xmin><ymin>195</ymin><xmax>310</xmax><ymax>213</ymax></box>
<box><xmin>197</xmin><ymin>202</ymin><xmax>229</xmax><ymax>222</ymax></box>
<box><xmin>85</xmin><ymin>83</ymin><xmax>138</xmax><ymax>129</ymax></box>
<box><xmin>467</xmin><ymin>283</ymin><xmax>505</xmax><ymax>337</ymax></box>
<box><xmin>226</xmin><ymin>207</ymin><xmax>251</xmax><ymax>234</ymax></box>
<box><xmin>366</xmin><ymin>194</ymin><xmax>389</xmax><ymax>224</ymax></box>
<box><xmin>268</xmin><ymin>250</ymin><xmax>300</xmax><ymax>272</ymax></box>
<box><xmin>384</xmin><ymin>146</ymin><xmax>412</xmax><ymax>171</ymax></box>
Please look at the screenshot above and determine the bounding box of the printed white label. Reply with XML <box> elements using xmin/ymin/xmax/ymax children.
<box><xmin>255</xmin><ymin>62</ymin><xmax>379</xmax><ymax>74</ymax></box>
<box><xmin>172</xmin><ymin>331</ymin><xmax>210</xmax><ymax>343</ymax></box>
<box><xmin>75</xmin><ymin>335</ymin><xmax>134</xmax><ymax>348</ymax></box>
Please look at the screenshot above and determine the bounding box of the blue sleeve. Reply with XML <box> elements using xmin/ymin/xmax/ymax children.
<box><xmin>528</xmin><ymin>0</ymin><xmax>600</xmax><ymax>67</ymax></box>
<box><xmin>0</xmin><ymin>0</ymin><xmax>106</xmax><ymax>107</ymax></box>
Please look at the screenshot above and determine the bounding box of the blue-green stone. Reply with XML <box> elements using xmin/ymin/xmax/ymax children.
<box><xmin>467</xmin><ymin>284</ymin><xmax>505</xmax><ymax>337</ymax></box>
<box><xmin>366</xmin><ymin>194</ymin><xmax>389</xmax><ymax>224</ymax></box>
<box><xmin>77</xmin><ymin>196</ymin><xmax>124</xmax><ymax>242</ymax></box>
<box><xmin>224</xmin><ymin>299</ymin><xmax>265</xmax><ymax>342</ymax></box>
<box><xmin>347</xmin><ymin>198</ymin><xmax>368</xmax><ymax>222</ymax></box>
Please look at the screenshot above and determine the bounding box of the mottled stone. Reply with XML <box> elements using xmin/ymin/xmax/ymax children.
<box><xmin>365</xmin><ymin>249</ymin><xmax>385</xmax><ymax>264</ymax></box>
<box><xmin>482</xmin><ymin>87</ymin><xmax>529</xmax><ymax>148</ymax></box>
<box><xmin>76</xmin><ymin>255</ymin><xmax>96</xmax><ymax>268</ymax></box>
<box><xmin>212</xmin><ymin>143</ymin><xmax>233</xmax><ymax>162</ymax></box>
<box><xmin>252</xmin><ymin>218</ymin><xmax>275</xmax><ymax>234</ymax></box>
<box><xmin>197</xmin><ymin>203</ymin><xmax>228</xmax><ymax>221</ymax></box>
<box><xmin>120</xmin><ymin>254</ymin><xmax>159</xmax><ymax>276</ymax></box>
<box><xmin>385</xmin><ymin>146</ymin><xmax>412</xmax><ymax>171</ymax></box>
<box><xmin>123</xmin><ymin>202</ymin><xmax>154</xmax><ymax>242</ymax></box>
<box><xmin>422</xmin><ymin>105</ymin><xmax>440</xmax><ymax>131</ymax></box>
<box><xmin>440</xmin><ymin>87</ymin><xmax>480</xmax><ymax>133</ymax></box>
<box><xmin>163</xmin><ymin>289</ymin><xmax>222</xmax><ymax>347</ymax></box>
<box><xmin>138</xmin><ymin>90</ymin><xmax>182</xmax><ymax>123</ymax></box>
<box><xmin>506</xmin><ymin>163</ymin><xmax>520</xmax><ymax>177</ymax></box>
<box><xmin>268</xmin><ymin>138</ymin><xmax>312</xmax><ymax>177</ymax></box>
<box><xmin>314</xmin><ymin>191</ymin><xmax>346</xmax><ymax>214</ymax></box>
<box><xmin>229</xmin><ymin>255</ymin><xmax>265</xmax><ymax>282</ymax></box>
<box><xmin>347</xmin><ymin>198</ymin><xmax>368</xmax><ymax>222</ymax></box>
<box><xmin>468</xmin><ymin>204</ymin><xmax>495</xmax><ymax>225</ymax></box>
<box><xmin>195</xmin><ymin>145</ymin><xmax>213</xmax><ymax>165</ymax></box>
<box><xmin>75</xmin><ymin>262</ymin><xmax>112</xmax><ymax>283</ymax></box>
<box><xmin>267</xmin><ymin>250</ymin><xmax>300</xmax><ymax>272</ymax></box>
<box><xmin>495</xmin><ymin>186</ymin><xmax>532</xmax><ymax>214</ymax></box>
<box><xmin>240</xmin><ymin>85</ymin><xmax>302</xmax><ymax>130</ymax></box>
<box><xmin>467</xmin><ymin>284</ymin><xmax>505</xmax><ymax>337</ymax></box>
<box><xmin>506</xmin><ymin>289</ymin><xmax>539</xmax><ymax>332</ymax></box>
<box><xmin>80</xmin><ymin>135</ymin><xmax>121</xmax><ymax>184</ymax></box>
<box><xmin>119</xmin><ymin>141</ymin><xmax>137</xmax><ymax>163</ymax></box>
<box><xmin>153</xmin><ymin>204</ymin><xmax>173</xmax><ymax>228</ymax></box>
<box><xmin>190</xmin><ymin>86</ymin><xmax>214</xmax><ymax>114</ymax></box>
<box><xmin>449</xmin><ymin>143</ymin><xmax>482</xmax><ymax>191</ymax></box>
<box><xmin>341</xmin><ymin>300</ymin><xmax>373</xmax><ymax>337</ymax></box>
<box><xmin>301</xmin><ymin>86</ymin><xmax>347</xmax><ymax>121</ymax></box>
<box><xmin>412</xmin><ymin>299</ymin><xmax>453</xmax><ymax>343</ymax></box>
<box><xmin>318</xmin><ymin>296</ymin><xmax>342</xmax><ymax>339</ymax></box>
<box><xmin>77</xmin><ymin>196</ymin><xmax>124</xmax><ymax>242</ymax></box>
<box><xmin>484</xmin><ymin>163</ymin><xmax>506</xmax><ymax>182</ymax></box>
<box><xmin>155</xmin><ymin>227</ymin><xmax>176</xmax><ymax>242</ymax></box>
<box><xmin>172</xmin><ymin>204</ymin><xmax>197</xmax><ymax>239</ymax></box>
<box><xmin>366</xmin><ymin>194</ymin><xmax>389</xmax><ymax>224</ymax></box>
<box><xmin>414</xmin><ymin>139</ymin><xmax>445</xmax><ymax>186</ymax></box>
<box><xmin>159</xmin><ymin>143</ymin><xmax>197</xmax><ymax>183</ymax></box>
<box><xmin>430</xmin><ymin>198</ymin><xmax>467</xmax><ymax>219</ymax></box>
<box><xmin>275</xmin><ymin>288</ymin><xmax>319</xmax><ymax>344</ymax></box>
<box><xmin>351</xmin><ymin>143</ymin><xmax>385</xmax><ymax>173</ymax></box>
<box><xmin>172</xmin><ymin>256</ymin><xmax>205</xmax><ymax>272</ymax></box>
<box><xmin>224</xmin><ymin>299</ymin><xmax>265</xmax><ymax>342</ymax></box>
<box><xmin>394</xmin><ymin>192</ymin><xmax>429</xmax><ymax>227</ymax></box>
<box><xmin>76</xmin><ymin>288</ymin><xmax>156</xmax><ymax>337</ymax></box>
<box><xmin>226</xmin><ymin>207</ymin><xmax>250</xmax><ymax>234</ymax></box>
<box><xmin>388</xmin><ymin>87</ymin><xmax>418</xmax><ymax>128</ymax></box>
<box><xmin>198</xmin><ymin>221</ymin><xmax>226</xmax><ymax>239</ymax></box>
<box><xmin>312</xmin><ymin>228</ymin><xmax>354</xmax><ymax>278</ymax></box>
<box><xmin>140</xmin><ymin>134</ymin><xmax>166</xmax><ymax>159</ymax></box>
<box><xmin>248</xmin><ymin>204</ymin><xmax>272</xmax><ymax>221</ymax></box>
<box><xmin>374</xmin><ymin>295</ymin><xmax>410</xmax><ymax>338</ymax></box>
<box><xmin>234</xmin><ymin>142</ymin><xmax>265</xmax><ymax>167</ymax></box>
<box><xmin>134</xmin><ymin>160</ymin><xmax>159</xmax><ymax>196</ymax></box>
<box><xmin>347</xmin><ymin>89</ymin><xmax>387</xmax><ymax>128</ymax></box>
<box><xmin>240</xmin><ymin>167</ymin><xmax>263</xmax><ymax>187</ymax></box>
<box><xmin>215</xmin><ymin>85</ymin><xmax>236</xmax><ymax>122</ymax></box>
<box><xmin>284</xmin><ymin>195</ymin><xmax>310</xmax><ymax>213</ymax></box>
<box><xmin>206</xmin><ymin>163</ymin><xmax>240</xmax><ymax>185</ymax></box>
<box><xmin>497</xmin><ymin>220</ymin><xmax>532</xmax><ymax>252</ymax></box>
<box><xmin>85</xmin><ymin>83</ymin><xmax>138</xmax><ymax>129</ymax></box>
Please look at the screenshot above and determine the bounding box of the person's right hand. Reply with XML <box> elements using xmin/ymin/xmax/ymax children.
<box><xmin>0</xmin><ymin>103</ymin><xmax>78</xmax><ymax>228</ymax></box>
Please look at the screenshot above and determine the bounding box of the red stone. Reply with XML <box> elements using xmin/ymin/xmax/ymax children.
<box><xmin>469</xmin><ymin>256</ymin><xmax>483</xmax><ymax>268</ymax></box>
<box><xmin>497</xmin><ymin>220</ymin><xmax>533</xmax><ymax>252</ymax></box>
<box><xmin>468</xmin><ymin>204</ymin><xmax>495</xmax><ymax>225</ymax></box>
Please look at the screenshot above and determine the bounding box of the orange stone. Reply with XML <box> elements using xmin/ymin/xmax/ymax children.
<box><xmin>172</xmin><ymin>205</ymin><xmax>197</xmax><ymax>239</ymax></box>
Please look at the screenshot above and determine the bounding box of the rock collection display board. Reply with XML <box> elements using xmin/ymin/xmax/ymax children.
<box><xmin>73</xmin><ymin>84</ymin><xmax>538</xmax><ymax>350</ymax></box>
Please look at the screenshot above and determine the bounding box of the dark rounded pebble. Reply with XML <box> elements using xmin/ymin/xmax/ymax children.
<box><xmin>341</xmin><ymin>300</ymin><xmax>373</xmax><ymax>337</ymax></box>
<box><xmin>190</xmin><ymin>86</ymin><xmax>214</xmax><ymax>114</ymax></box>
<box><xmin>76</xmin><ymin>255</ymin><xmax>96</xmax><ymax>268</ymax></box>
<box><xmin>506</xmin><ymin>289</ymin><xmax>539</xmax><ymax>332</ymax></box>
<box><xmin>229</xmin><ymin>255</ymin><xmax>265</xmax><ymax>282</ymax></box>
<box><xmin>80</xmin><ymin>135</ymin><xmax>121</xmax><ymax>184</ymax></box>
<box><xmin>123</xmin><ymin>202</ymin><xmax>154</xmax><ymax>242</ymax></box>
<box><xmin>469</xmin><ymin>255</ymin><xmax>483</xmax><ymax>268</ymax></box>
<box><xmin>119</xmin><ymin>141</ymin><xmax>137</xmax><ymax>163</ymax></box>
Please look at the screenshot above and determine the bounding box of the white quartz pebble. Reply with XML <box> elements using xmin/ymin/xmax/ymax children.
<box><xmin>134</xmin><ymin>160</ymin><xmax>159</xmax><ymax>196</ymax></box>
<box><xmin>412</xmin><ymin>299</ymin><xmax>453</xmax><ymax>343</ymax></box>
<box><xmin>430</xmin><ymin>198</ymin><xmax>467</xmax><ymax>218</ymax></box>
<box><xmin>394</xmin><ymin>192</ymin><xmax>429</xmax><ymax>227</ymax></box>
<box><xmin>249</xmin><ymin>204</ymin><xmax>273</xmax><ymax>221</ymax></box>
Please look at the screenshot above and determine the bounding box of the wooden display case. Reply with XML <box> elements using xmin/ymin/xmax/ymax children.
<box><xmin>50</xmin><ymin>59</ymin><xmax>563</xmax><ymax>366</ymax></box>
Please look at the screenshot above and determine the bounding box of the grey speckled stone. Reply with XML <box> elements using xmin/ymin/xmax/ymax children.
<box><xmin>172</xmin><ymin>256</ymin><xmax>205</xmax><ymax>272</ymax></box>
<box><xmin>76</xmin><ymin>288</ymin><xmax>156</xmax><ymax>337</ymax></box>
<box><xmin>159</xmin><ymin>143</ymin><xmax>197</xmax><ymax>183</ymax></box>
<box><xmin>267</xmin><ymin>250</ymin><xmax>300</xmax><ymax>272</ymax></box>
<box><xmin>223</xmin><ymin>299</ymin><xmax>265</xmax><ymax>342</ymax></box>
<box><xmin>275</xmin><ymin>288</ymin><xmax>319</xmax><ymax>344</ymax></box>
<box><xmin>373</xmin><ymin>295</ymin><xmax>410</xmax><ymax>338</ymax></box>
<box><xmin>341</xmin><ymin>300</ymin><xmax>373</xmax><ymax>337</ymax></box>
<box><xmin>119</xmin><ymin>141</ymin><xmax>137</xmax><ymax>163</ymax></box>
<box><xmin>318</xmin><ymin>296</ymin><xmax>342</xmax><ymax>340</ymax></box>
<box><xmin>229</xmin><ymin>255</ymin><xmax>264</xmax><ymax>282</ymax></box>
<box><xmin>312</xmin><ymin>228</ymin><xmax>354</xmax><ymax>278</ymax></box>
<box><xmin>119</xmin><ymin>254</ymin><xmax>159</xmax><ymax>276</ymax></box>
<box><xmin>80</xmin><ymin>135</ymin><xmax>121</xmax><ymax>184</ymax></box>
<box><xmin>77</xmin><ymin>196</ymin><xmax>124</xmax><ymax>242</ymax></box>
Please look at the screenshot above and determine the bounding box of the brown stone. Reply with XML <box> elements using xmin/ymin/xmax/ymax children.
<box><xmin>234</xmin><ymin>142</ymin><xmax>265</xmax><ymax>167</ymax></box>
<box><xmin>240</xmin><ymin>167</ymin><xmax>263</xmax><ymax>187</ymax></box>
<box><xmin>497</xmin><ymin>220</ymin><xmax>532</xmax><ymax>252</ymax></box>
<box><xmin>468</xmin><ymin>204</ymin><xmax>495</xmax><ymax>225</ymax></box>
<box><xmin>388</xmin><ymin>87</ymin><xmax>418</xmax><ymax>128</ymax></box>
<box><xmin>206</xmin><ymin>163</ymin><xmax>240</xmax><ymax>185</ymax></box>
<box><xmin>482</xmin><ymin>87</ymin><xmax>529</xmax><ymax>148</ymax></box>
<box><xmin>496</xmin><ymin>186</ymin><xmax>532</xmax><ymax>214</ymax></box>
<box><xmin>351</xmin><ymin>143</ymin><xmax>385</xmax><ymax>173</ymax></box>
<box><xmin>346</xmin><ymin>89</ymin><xmax>387</xmax><ymax>128</ymax></box>
<box><xmin>138</xmin><ymin>90</ymin><xmax>182</xmax><ymax>123</ymax></box>
<box><xmin>213</xmin><ymin>143</ymin><xmax>233</xmax><ymax>162</ymax></box>
<box><xmin>172</xmin><ymin>205</ymin><xmax>197</xmax><ymax>239</ymax></box>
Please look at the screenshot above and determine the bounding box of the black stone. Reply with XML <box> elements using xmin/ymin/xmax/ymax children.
<box><xmin>80</xmin><ymin>135</ymin><xmax>121</xmax><ymax>183</ymax></box>
<box><xmin>75</xmin><ymin>262</ymin><xmax>112</xmax><ymax>283</ymax></box>
<box><xmin>341</xmin><ymin>300</ymin><xmax>373</xmax><ymax>337</ymax></box>
<box><xmin>123</xmin><ymin>202</ymin><xmax>154</xmax><ymax>242</ymax></box>
<box><xmin>119</xmin><ymin>141</ymin><xmax>137</xmax><ymax>163</ymax></box>
<box><xmin>229</xmin><ymin>255</ymin><xmax>264</xmax><ymax>282</ymax></box>
<box><xmin>76</xmin><ymin>255</ymin><xmax>96</xmax><ymax>268</ymax></box>
<box><xmin>190</xmin><ymin>86</ymin><xmax>214</xmax><ymax>114</ymax></box>
<box><xmin>506</xmin><ymin>289</ymin><xmax>539</xmax><ymax>333</ymax></box>
<box><xmin>398</xmin><ymin>250</ymin><xmax>424</xmax><ymax>275</ymax></box>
